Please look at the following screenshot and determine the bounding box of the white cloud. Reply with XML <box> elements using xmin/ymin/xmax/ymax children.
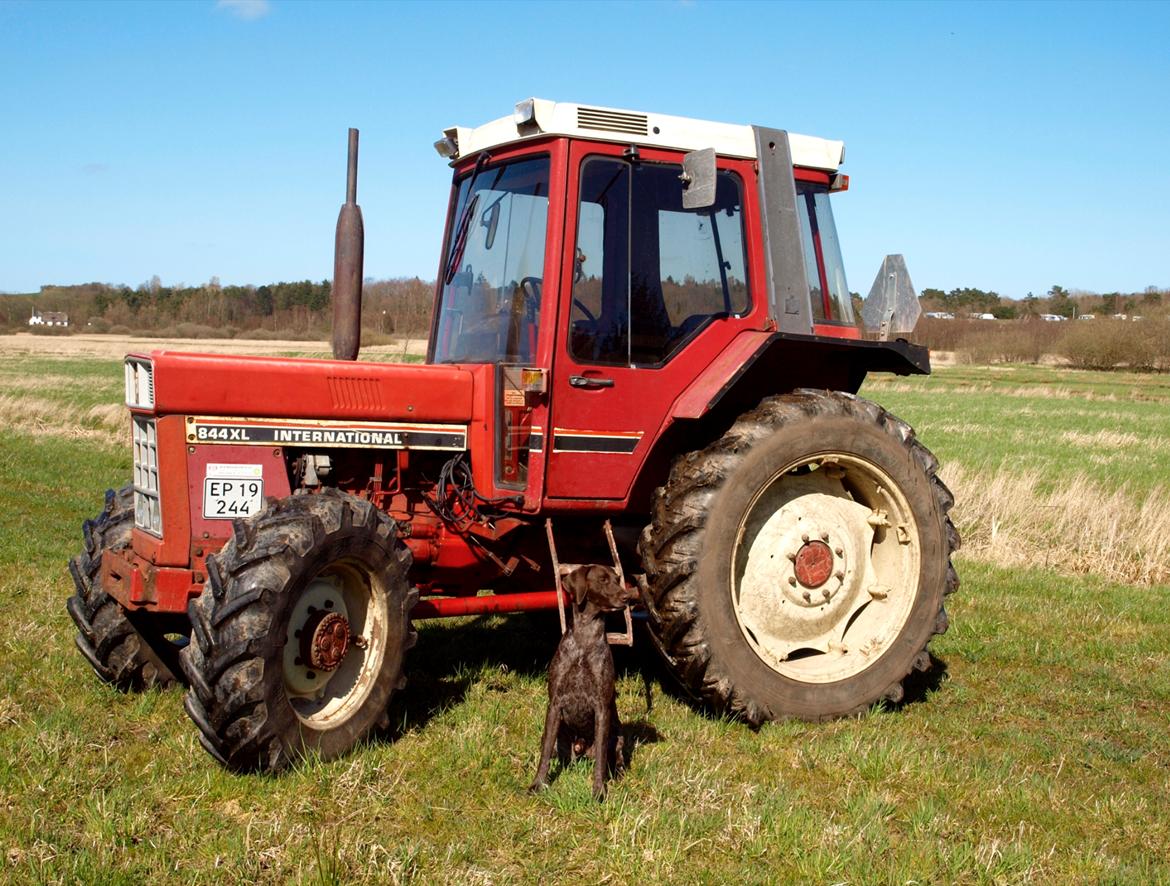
<box><xmin>216</xmin><ymin>0</ymin><xmax>271</xmax><ymax>21</ymax></box>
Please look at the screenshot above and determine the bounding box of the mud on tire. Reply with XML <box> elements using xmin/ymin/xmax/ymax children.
<box><xmin>638</xmin><ymin>389</ymin><xmax>959</xmax><ymax>724</ymax></box>
<box><xmin>67</xmin><ymin>485</ymin><xmax>179</xmax><ymax>690</ymax></box>
<box><xmin>180</xmin><ymin>488</ymin><xmax>415</xmax><ymax>773</ymax></box>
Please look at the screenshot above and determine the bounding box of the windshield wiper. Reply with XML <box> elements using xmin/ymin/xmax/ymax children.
<box><xmin>443</xmin><ymin>152</ymin><xmax>492</xmax><ymax>285</ymax></box>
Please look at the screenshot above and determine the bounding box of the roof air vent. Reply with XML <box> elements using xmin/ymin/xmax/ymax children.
<box><xmin>577</xmin><ymin>107</ymin><xmax>648</xmax><ymax>136</ymax></box>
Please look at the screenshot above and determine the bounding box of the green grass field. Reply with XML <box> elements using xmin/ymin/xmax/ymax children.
<box><xmin>1</xmin><ymin>353</ymin><xmax>1168</xmax><ymax>883</ymax></box>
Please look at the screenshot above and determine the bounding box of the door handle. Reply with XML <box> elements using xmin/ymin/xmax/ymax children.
<box><xmin>569</xmin><ymin>375</ymin><xmax>615</xmax><ymax>389</ymax></box>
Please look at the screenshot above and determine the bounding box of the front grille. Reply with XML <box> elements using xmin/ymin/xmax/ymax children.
<box><xmin>125</xmin><ymin>357</ymin><xmax>154</xmax><ymax>409</ymax></box>
<box><xmin>577</xmin><ymin>106</ymin><xmax>649</xmax><ymax>136</ymax></box>
<box><xmin>132</xmin><ymin>416</ymin><xmax>162</xmax><ymax>536</ymax></box>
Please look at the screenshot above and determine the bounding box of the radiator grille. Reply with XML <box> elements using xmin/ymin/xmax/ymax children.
<box><xmin>577</xmin><ymin>107</ymin><xmax>649</xmax><ymax>136</ymax></box>
<box><xmin>132</xmin><ymin>416</ymin><xmax>162</xmax><ymax>535</ymax></box>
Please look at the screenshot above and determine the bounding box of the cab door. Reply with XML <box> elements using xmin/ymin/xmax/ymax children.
<box><xmin>544</xmin><ymin>141</ymin><xmax>758</xmax><ymax>501</ymax></box>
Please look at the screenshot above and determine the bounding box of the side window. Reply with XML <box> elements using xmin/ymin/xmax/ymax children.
<box><xmin>569</xmin><ymin>158</ymin><xmax>749</xmax><ymax>367</ymax></box>
<box><xmin>795</xmin><ymin>184</ymin><xmax>854</xmax><ymax>324</ymax></box>
<box><xmin>569</xmin><ymin>159</ymin><xmax>630</xmax><ymax>364</ymax></box>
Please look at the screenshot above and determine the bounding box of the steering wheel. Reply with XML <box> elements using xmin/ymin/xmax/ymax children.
<box><xmin>520</xmin><ymin>276</ymin><xmax>542</xmax><ymax>302</ymax></box>
<box><xmin>572</xmin><ymin>298</ymin><xmax>597</xmax><ymax>323</ymax></box>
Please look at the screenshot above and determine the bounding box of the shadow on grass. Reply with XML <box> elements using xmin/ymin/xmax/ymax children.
<box><xmin>382</xmin><ymin>609</ymin><xmax>950</xmax><ymax>749</ymax></box>
<box><xmin>891</xmin><ymin>652</ymin><xmax>950</xmax><ymax>711</ymax></box>
<box><xmin>384</xmin><ymin>612</ymin><xmax>665</xmax><ymax>740</ymax></box>
<box><xmin>631</xmin><ymin>620</ymin><xmax>952</xmax><ymax>725</ymax></box>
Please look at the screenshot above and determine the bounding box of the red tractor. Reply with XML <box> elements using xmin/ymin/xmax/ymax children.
<box><xmin>68</xmin><ymin>99</ymin><xmax>957</xmax><ymax>772</ymax></box>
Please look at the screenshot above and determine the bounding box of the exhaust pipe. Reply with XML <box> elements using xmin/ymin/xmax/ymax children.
<box><xmin>332</xmin><ymin>128</ymin><xmax>363</xmax><ymax>360</ymax></box>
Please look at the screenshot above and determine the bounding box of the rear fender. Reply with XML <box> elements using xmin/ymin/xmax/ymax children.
<box><xmin>626</xmin><ymin>331</ymin><xmax>930</xmax><ymax>511</ymax></box>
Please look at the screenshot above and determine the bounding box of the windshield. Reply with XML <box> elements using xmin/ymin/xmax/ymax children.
<box><xmin>432</xmin><ymin>156</ymin><xmax>551</xmax><ymax>363</ymax></box>
<box><xmin>795</xmin><ymin>185</ymin><xmax>854</xmax><ymax>324</ymax></box>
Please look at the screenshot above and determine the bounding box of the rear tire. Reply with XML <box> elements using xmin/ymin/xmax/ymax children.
<box><xmin>638</xmin><ymin>390</ymin><xmax>959</xmax><ymax>724</ymax></box>
<box><xmin>180</xmin><ymin>489</ymin><xmax>415</xmax><ymax>773</ymax></box>
<box><xmin>67</xmin><ymin>485</ymin><xmax>179</xmax><ymax>690</ymax></box>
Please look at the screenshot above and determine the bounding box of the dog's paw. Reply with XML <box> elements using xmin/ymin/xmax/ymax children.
<box><xmin>528</xmin><ymin>781</ymin><xmax>548</xmax><ymax>795</ymax></box>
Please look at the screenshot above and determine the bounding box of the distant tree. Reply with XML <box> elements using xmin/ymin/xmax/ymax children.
<box><xmin>991</xmin><ymin>303</ymin><xmax>1018</xmax><ymax>320</ymax></box>
<box><xmin>1047</xmin><ymin>285</ymin><xmax>1074</xmax><ymax>318</ymax></box>
<box><xmin>919</xmin><ymin>287</ymin><xmax>947</xmax><ymax>310</ymax></box>
<box><xmin>1021</xmin><ymin>292</ymin><xmax>1039</xmax><ymax>318</ymax></box>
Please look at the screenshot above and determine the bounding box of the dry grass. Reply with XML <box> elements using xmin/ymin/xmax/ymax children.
<box><xmin>0</xmin><ymin>395</ymin><xmax>127</xmax><ymax>446</ymax></box>
<box><xmin>0</xmin><ymin>332</ymin><xmax>428</xmax><ymax>360</ymax></box>
<box><xmin>865</xmin><ymin>378</ymin><xmax>1125</xmax><ymax>403</ymax></box>
<box><xmin>1059</xmin><ymin>429</ymin><xmax>1150</xmax><ymax>450</ymax></box>
<box><xmin>945</xmin><ymin>464</ymin><xmax>1170</xmax><ymax>585</ymax></box>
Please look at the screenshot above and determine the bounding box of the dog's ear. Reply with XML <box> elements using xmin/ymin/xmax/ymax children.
<box><xmin>563</xmin><ymin>567</ymin><xmax>589</xmax><ymax>607</ymax></box>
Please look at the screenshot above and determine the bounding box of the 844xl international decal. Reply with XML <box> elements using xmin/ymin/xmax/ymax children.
<box><xmin>186</xmin><ymin>416</ymin><xmax>467</xmax><ymax>450</ymax></box>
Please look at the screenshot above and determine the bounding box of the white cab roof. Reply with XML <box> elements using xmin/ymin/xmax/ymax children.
<box><xmin>440</xmin><ymin>98</ymin><xmax>845</xmax><ymax>171</ymax></box>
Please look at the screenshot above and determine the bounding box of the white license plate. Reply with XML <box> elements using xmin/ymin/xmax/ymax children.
<box><xmin>203</xmin><ymin>465</ymin><xmax>264</xmax><ymax>519</ymax></box>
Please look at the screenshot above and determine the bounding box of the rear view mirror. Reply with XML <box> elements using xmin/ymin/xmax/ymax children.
<box><xmin>681</xmin><ymin>148</ymin><xmax>716</xmax><ymax>209</ymax></box>
<box><xmin>481</xmin><ymin>200</ymin><xmax>501</xmax><ymax>250</ymax></box>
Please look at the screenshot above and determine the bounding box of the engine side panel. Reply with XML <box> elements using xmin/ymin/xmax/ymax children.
<box><xmin>150</xmin><ymin>352</ymin><xmax>474</xmax><ymax>423</ymax></box>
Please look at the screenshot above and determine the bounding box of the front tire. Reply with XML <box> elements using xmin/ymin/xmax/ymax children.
<box><xmin>180</xmin><ymin>489</ymin><xmax>415</xmax><ymax>772</ymax></box>
<box><xmin>639</xmin><ymin>390</ymin><xmax>959</xmax><ymax>724</ymax></box>
<box><xmin>67</xmin><ymin>485</ymin><xmax>180</xmax><ymax>690</ymax></box>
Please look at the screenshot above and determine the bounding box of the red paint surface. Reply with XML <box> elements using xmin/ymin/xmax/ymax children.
<box><xmin>544</xmin><ymin>141</ymin><xmax>767</xmax><ymax>501</ymax></box>
<box><xmin>186</xmin><ymin>443</ymin><xmax>292</xmax><ymax>540</ymax></box>
<box><xmin>102</xmin><ymin>547</ymin><xmax>200</xmax><ymax>612</ymax></box>
<box><xmin>811</xmin><ymin>323</ymin><xmax>862</xmax><ymax>340</ymax></box>
<box><xmin>412</xmin><ymin>590</ymin><xmax>567</xmax><ymax>618</ymax></box>
<box><xmin>151</xmin><ymin>352</ymin><xmax>474</xmax><ymax>423</ymax></box>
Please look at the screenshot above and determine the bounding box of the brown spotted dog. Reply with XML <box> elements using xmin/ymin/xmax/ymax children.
<box><xmin>529</xmin><ymin>564</ymin><xmax>638</xmax><ymax>801</ymax></box>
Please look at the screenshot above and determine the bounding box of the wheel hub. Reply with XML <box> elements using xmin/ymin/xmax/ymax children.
<box><xmin>284</xmin><ymin>577</ymin><xmax>352</xmax><ymax>697</ymax></box>
<box><xmin>303</xmin><ymin>610</ymin><xmax>350</xmax><ymax>672</ymax></box>
<box><xmin>793</xmin><ymin>539</ymin><xmax>834</xmax><ymax>589</ymax></box>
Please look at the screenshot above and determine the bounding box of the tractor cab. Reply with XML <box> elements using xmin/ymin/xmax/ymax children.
<box><xmin>426</xmin><ymin>99</ymin><xmax>881</xmax><ymax>508</ymax></box>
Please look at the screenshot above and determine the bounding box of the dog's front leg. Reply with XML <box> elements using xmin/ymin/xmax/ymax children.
<box><xmin>529</xmin><ymin>700</ymin><xmax>560</xmax><ymax>793</ymax></box>
<box><xmin>592</xmin><ymin>702</ymin><xmax>612</xmax><ymax>801</ymax></box>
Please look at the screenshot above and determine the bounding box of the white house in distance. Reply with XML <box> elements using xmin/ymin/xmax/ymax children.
<box><xmin>29</xmin><ymin>309</ymin><xmax>69</xmax><ymax>327</ymax></box>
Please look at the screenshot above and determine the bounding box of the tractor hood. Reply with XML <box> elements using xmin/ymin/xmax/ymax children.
<box><xmin>145</xmin><ymin>351</ymin><xmax>474</xmax><ymax>424</ymax></box>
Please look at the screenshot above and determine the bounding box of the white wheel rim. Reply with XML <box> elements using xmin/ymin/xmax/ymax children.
<box><xmin>731</xmin><ymin>455</ymin><xmax>921</xmax><ymax>684</ymax></box>
<box><xmin>283</xmin><ymin>560</ymin><xmax>389</xmax><ymax>728</ymax></box>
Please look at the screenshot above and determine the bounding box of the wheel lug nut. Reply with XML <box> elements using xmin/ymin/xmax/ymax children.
<box><xmin>787</xmin><ymin>551</ymin><xmax>797</xmax><ymax>562</ymax></box>
<box><xmin>802</xmin><ymin>591</ymin><xmax>812</xmax><ymax>603</ymax></box>
<box><xmin>801</xmin><ymin>533</ymin><xmax>809</xmax><ymax>543</ymax></box>
<box><xmin>835</xmin><ymin>571</ymin><xmax>844</xmax><ymax>581</ymax></box>
<box><xmin>788</xmin><ymin>576</ymin><xmax>797</xmax><ymax>586</ymax></box>
<box><xmin>822</xmin><ymin>588</ymin><xmax>831</xmax><ymax>600</ymax></box>
<box><xmin>834</xmin><ymin>547</ymin><xmax>843</xmax><ymax>557</ymax></box>
<box><xmin>821</xmin><ymin>532</ymin><xmax>830</xmax><ymax>542</ymax></box>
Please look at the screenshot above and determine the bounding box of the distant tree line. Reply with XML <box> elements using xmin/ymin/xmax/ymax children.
<box><xmin>2</xmin><ymin>277</ymin><xmax>1165</xmax><ymax>338</ymax></box>
<box><xmin>0</xmin><ymin>277</ymin><xmax>436</xmax><ymax>338</ymax></box>
<box><xmin>919</xmin><ymin>284</ymin><xmax>1167</xmax><ymax>320</ymax></box>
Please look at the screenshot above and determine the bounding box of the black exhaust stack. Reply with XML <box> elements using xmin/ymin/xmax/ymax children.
<box><xmin>332</xmin><ymin>128</ymin><xmax>363</xmax><ymax>360</ymax></box>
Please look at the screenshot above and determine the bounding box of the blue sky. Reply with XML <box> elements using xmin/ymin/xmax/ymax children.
<box><xmin>1</xmin><ymin>0</ymin><xmax>1167</xmax><ymax>299</ymax></box>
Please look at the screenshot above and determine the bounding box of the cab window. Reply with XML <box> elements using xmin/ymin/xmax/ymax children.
<box><xmin>570</xmin><ymin>157</ymin><xmax>749</xmax><ymax>366</ymax></box>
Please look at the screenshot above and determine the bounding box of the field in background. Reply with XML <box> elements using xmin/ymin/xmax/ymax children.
<box><xmin>864</xmin><ymin>365</ymin><xmax>1170</xmax><ymax>585</ymax></box>
<box><xmin>0</xmin><ymin>346</ymin><xmax>1167</xmax><ymax>882</ymax></box>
